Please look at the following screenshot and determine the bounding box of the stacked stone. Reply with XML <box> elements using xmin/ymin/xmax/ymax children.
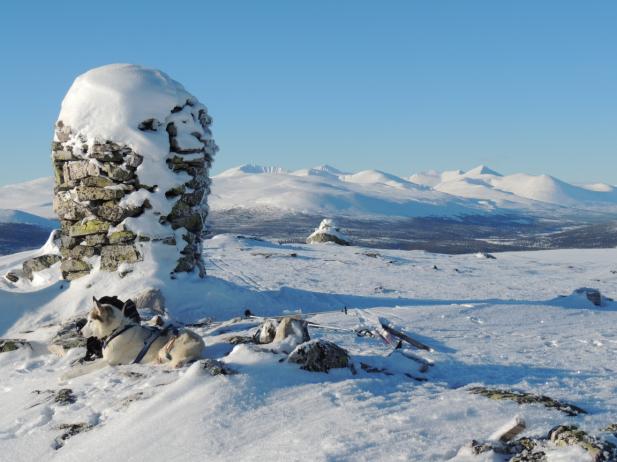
<box><xmin>161</xmin><ymin>100</ymin><xmax>217</xmax><ymax>274</ymax></box>
<box><xmin>52</xmin><ymin>98</ymin><xmax>217</xmax><ymax>280</ymax></box>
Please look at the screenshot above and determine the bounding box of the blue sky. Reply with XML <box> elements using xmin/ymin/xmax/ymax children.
<box><xmin>0</xmin><ymin>0</ymin><xmax>615</xmax><ymax>186</ymax></box>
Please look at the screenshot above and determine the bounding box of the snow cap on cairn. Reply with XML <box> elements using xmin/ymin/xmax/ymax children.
<box><xmin>52</xmin><ymin>64</ymin><xmax>217</xmax><ymax>280</ymax></box>
<box><xmin>59</xmin><ymin>64</ymin><xmax>192</xmax><ymax>148</ymax></box>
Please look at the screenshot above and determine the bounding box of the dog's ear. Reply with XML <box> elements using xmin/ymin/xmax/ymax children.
<box><xmin>92</xmin><ymin>297</ymin><xmax>111</xmax><ymax>319</ymax></box>
<box><xmin>122</xmin><ymin>299</ymin><xmax>136</xmax><ymax>317</ymax></box>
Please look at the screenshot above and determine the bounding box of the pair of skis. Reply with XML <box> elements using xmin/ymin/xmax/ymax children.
<box><xmin>353</xmin><ymin>309</ymin><xmax>432</xmax><ymax>351</ymax></box>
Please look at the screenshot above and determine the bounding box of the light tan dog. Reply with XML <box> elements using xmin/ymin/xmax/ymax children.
<box><xmin>63</xmin><ymin>297</ymin><xmax>204</xmax><ymax>380</ymax></box>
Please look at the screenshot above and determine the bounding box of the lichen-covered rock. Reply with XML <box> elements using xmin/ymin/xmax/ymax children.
<box><xmin>548</xmin><ymin>425</ymin><xmax>616</xmax><ymax>461</ymax></box>
<box><xmin>54</xmin><ymin>388</ymin><xmax>77</xmax><ymax>405</ymax></box>
<box><xmin>510</xmin><ymin>438</ymin><xmax>545</xmax><ymax>461</ymax></box>
<box><xmin>60</xmin><ymin>245</ymin><xmax>96</xmax><ymax>260</ymax></box>
<box><xmin>69</xmin><ymin>220</ymin><xmax>110</xmax><ymax>237</ymax></box>
<box><xmin>75</xmin><ymin>185</ymin><xmax>125</xmax><ymax>202</ymax></box>
<box><xmin>100</xmin><ymin>244</ymin><xmax>141</xmax><ymax>271</ymax></box>
<box><xmin>0</xmin><ymin>338</ymin><xmax>31</xmax><ymax>353</ymax></box>
<box><xmin>52</xmin><ymin>422</ymin><xmax>93</xmax><ymax>450</ymax></box>
<box><xmin>62</xmin><ymin>160</ymin><xmax>99</xmax><ymax>181</ymax></box>
<box><xmin>53</xmin><ymin>194</ymin><xmax>89</xmax><ymax>221</ymax></box>
<box><xmin>108</xmin><ymin>230</ymin><xmax>136</xmax><ymax>244</ymax></box>
<box><xmin>603</xmin><ymin>423</ymin><xmax>617</xmax><ymax>434</ymax></box>
<box><xmin>4</xmin><ymin>272</ymin><xmax>19</xmax><ymax>283</ymax></box>
<box><xmin>65</xmin><ymin>270</ymin><xmax>91</xmax><ymax>281</ymax></box>
<box><xmin>60</xmin><ymin>259</ymin><xmax>92</xmax><ymax>275</ymax></box>
<box><xmin>22</xmin><ymin>254</ymin><xmax>61</xmax><ymax>280</ymax></box>
<box><xmin>48</xmin><ymin>317</ymin><xmax>87</xmax><ymax>357</ymax></box>
<box><xmin>288</xmin><ymin>339</ymin><xmax>350</xmax><ymax>372</ymax></box>
<box><xmin>199</xmin><ymin>359</ymin><xmax>236</xmax><ymax>376</ymax></box>
<box><xmin>464</xmin><ymin>424</ymin><xmax>617</xmax><ymax>461</ymax></box>
<box><xmin>468</xmin><ymin>387</ymin><xmax>587</xmax><ymax>416</ymax></box>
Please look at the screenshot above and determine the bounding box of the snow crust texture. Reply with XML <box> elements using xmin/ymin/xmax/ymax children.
<box><xmin>51</xmin><ymin>64</ymin><xmax>218</xmax><ymax>280</ymax></box>
<box><xmin>1</xmin><ymin>236</ymin><xmax>617</xmax><ymax>461</ymax></box>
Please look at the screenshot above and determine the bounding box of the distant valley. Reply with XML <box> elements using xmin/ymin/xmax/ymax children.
<box><xmin>1</xmin><ymin>164</ymin><xmax>616</xmax><ymax>254</ymax></box>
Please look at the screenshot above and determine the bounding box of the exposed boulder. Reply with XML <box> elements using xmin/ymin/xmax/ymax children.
<box><xmin>573</xmin><ymin>287</ymin><xmax>606</xmax><ymax>307</ymax></box>
<box><xmin>288</xmin><ymin>339</ymin><xmax>350</xmax><ymax>373</ymax></box>
<box><xmin>548</xmin><ymin>425</ymin><xmax>616</xmax><ymax>461</ymax></box>
<box><xmin>461</xmin><ymin>423</ymin><xmax>617</xmax><ymax>461</ymax></box>
<box><xmin>4</xmin><ymin>272</ymin><xmax>19</xmax><ymax>283</ymax></box>
<box><xmin>468</xmin><ymin>387</ymin><xmax>587</xmax><ymax>416</ymax></box>
<box><xmin>0</xmin><ymin>339</ymin><xmax>31</xmax><ymax>353</ymax></box>
<box><xmin>22</xmin><ymin>254</ymin><xmax>61</xmax><ymax>280</ymax></box>
<box><xmin>306</xmin><ymin>219</ymin><xmax>351</xmax><ymax>246</ymax></box>
<box><xmin>48</xmin><ymin>317</ymin><xmax>87</xmax><ymax>357</ymax></box>
<box><xmin>54</xmin><ymin>388</ymin><xmax>77</xmax><ymax>406</ymax></box>
<box><xmin>52</xmin><ymin>423</ymin><xmax>94</xmax><ymax>450</ymax></box>
<box><xmin>199</xmin><ymin>359</ymin><xmax>236</xmax><ymax>376</ymax></box>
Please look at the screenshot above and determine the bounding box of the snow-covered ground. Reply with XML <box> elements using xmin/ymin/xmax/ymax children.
<box><xmin>1</xmin><ymin>234</ymin><xmax>617</xmax><ymax>461</ymax></box>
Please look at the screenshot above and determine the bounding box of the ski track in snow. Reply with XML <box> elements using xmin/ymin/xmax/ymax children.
<box><xmin>1</xmin><ymin>235</ymin><xmax>617</xmax><ymax>461</ymax></box>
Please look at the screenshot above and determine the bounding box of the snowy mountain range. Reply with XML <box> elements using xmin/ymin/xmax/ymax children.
<box><xmin>210</xmin><ymin>164</ymin><xmax>617</xmax><ymax>219</ymax></box>
<box><xmin>2</xmin><ymin>165</ymin><xmax>617</xmax><ymax>224</ymax></box>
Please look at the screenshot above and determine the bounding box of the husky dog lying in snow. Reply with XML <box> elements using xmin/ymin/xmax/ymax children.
<box><xmin>62</xmin><ymin>297</ymin><xmax>204</xmax><ymax>380</ymax></box>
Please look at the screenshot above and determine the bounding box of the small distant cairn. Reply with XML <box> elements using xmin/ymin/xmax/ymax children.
<box><xmin>306</xmin><ymin>219</ymin><xmax>351</xmax><ymax>246</ymax></box>
<box><xmin>51</xmin><ymin>64</ymin><xmax>218</xmax><ymax>280</ymax></box>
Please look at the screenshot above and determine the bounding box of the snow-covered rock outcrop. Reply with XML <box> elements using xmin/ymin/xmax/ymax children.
<box><xmin>306</xmin><ymin>219</ymin><xmax>350</xmax><ymax>246</ymax></box>
<box><xmin>51</xmin><ymin>64</ymin><xmax>217</xmax><ymax>280</ymax></box>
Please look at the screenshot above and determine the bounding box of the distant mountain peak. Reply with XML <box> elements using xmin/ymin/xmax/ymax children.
<box><xmin>216</xmin><ymin>164</ymin><xmax>287</xmax><ymax>177</ymax></box>
<box><xmin>312</xmin><ymin>164</ymin><xmax>346</xmax><ymax>175</ymax></box>
<box><xmin>465</xmin><ymin>165</ymin><xmax>502</xmax><ymax>177</ymax></box>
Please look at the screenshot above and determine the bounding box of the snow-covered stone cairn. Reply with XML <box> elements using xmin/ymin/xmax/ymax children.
<box><xmin>52</xmin><ymin>64</ymin><xmax>217</xmax><ymax>280</ymax></box>
<box><xmin>306</xmin><ymin>219</ymin><xmax>350</xmax><ymax>246</ymax></box>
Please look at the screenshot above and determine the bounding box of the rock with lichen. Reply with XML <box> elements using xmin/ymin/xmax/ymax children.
<box><xmin>0</xmin><ymin>339</ymin><xmax>31</xmax><ymax>353</ymax></box>
<box><xmin>288</xmin><ymin>339</ymin><xmax>350</xmax><ymax>373</ymax></box>
<box><xmin>468</xmin><ymin>386</ymin><xmax>587</xmax><ymax>416</ymax></box>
